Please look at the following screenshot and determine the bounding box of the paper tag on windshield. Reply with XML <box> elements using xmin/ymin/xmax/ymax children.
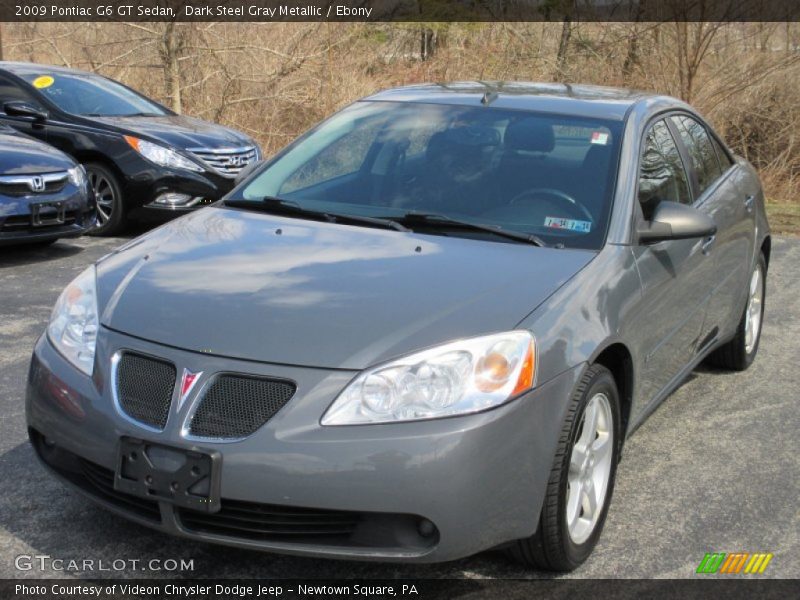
<box><xmin>591</xmin><ymin>131</ymin><xmax>609</xmax><ymax>145</ymax></box>
<box><xmin>544</xmin><ymin>216</ymin><xmax>592</xmax><ymax>233</ymax></box>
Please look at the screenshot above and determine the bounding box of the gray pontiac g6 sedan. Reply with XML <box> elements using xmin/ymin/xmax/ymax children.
<box><xmin>26</xmin><ymin>83</ymin><xmax>769</xmax><ymax>571</ymax></box>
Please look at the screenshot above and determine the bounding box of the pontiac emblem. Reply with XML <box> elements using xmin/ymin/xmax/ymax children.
<box><xmin>179</xmin><ymin>369</ymin><xmax>202</xmax><ymax>407</ymax></box>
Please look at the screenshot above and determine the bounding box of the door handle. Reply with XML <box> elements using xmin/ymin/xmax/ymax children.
<box><xmin>744</xmin><ymin>195</ymin><xmax>755</xmax><ymax>213</ymax></box>
<box><xmin>702</xmin><ymin>235</ymin><xmax>716</xmax><ymax>255</ymax></box>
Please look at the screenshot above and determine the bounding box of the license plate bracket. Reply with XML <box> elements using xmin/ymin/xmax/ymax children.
<box><xmin>31</xmin><ymin>200</ymin><xmax>66</xmax><ymax>227</ymax></box>
<box><xmin>114</xmin><ymin>437</ymin><xmax>221</xmax><ymax>513</ymax></box>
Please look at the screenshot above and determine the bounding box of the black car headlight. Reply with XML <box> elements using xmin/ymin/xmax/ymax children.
<box><xmin>124</xmin><ymin>136</ymin><xmax>204</xmax><ymax>173</ymax></box>
<box><xmin>67</xmin><ymin>164</ymin><xmax>86</xmax><ymax>188</ymax></box>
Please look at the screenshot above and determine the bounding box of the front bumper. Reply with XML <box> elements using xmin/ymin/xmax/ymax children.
<box><xmin>0</xmin><ymin>186</ymin><xmax>96</xmax><ymax>245</ymax></box>
<box><xmin>26</xmin><ymin>329</ymin><xmax>582</xmax><ymax>562</ymax></box>
<box><xmin>117</xmin><ymin>159</ymin><xmax>237</xmax><ymax>221</ymax></box>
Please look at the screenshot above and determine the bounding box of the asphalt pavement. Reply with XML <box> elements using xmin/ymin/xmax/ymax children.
<box><xmin>0</xmin><ymin>234</ymin><xmax>798</xmax><ymax>580</ymax></box>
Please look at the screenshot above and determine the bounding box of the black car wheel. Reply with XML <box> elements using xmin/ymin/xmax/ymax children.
<box><xmin>509</xmin><ymin>364</ymin><xmax>621</xmax><ymax>571</ymax></box>
<box><xmin>85</xmin><ymin>163</ymin><xmax>126</xmax><ymax>236</ymax></box>
<box><xmin>707</xmin><ymin>252</ymin><xmax>767</xmax><ymax>371</ymax></box>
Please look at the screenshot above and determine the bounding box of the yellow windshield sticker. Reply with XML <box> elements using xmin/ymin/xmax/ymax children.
<box><xmin>32</xmin><ymin>76</ymin><xmax>54</xmax><ymax>89</ymax></box>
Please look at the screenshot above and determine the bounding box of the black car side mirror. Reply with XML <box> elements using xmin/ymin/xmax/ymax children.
<box><xmin>234</xmin><ymin>160</ymin><xmax>265</xmax><ymax>187</ymax></box>
<box><xmin>637</xmin><ymin>201</ymin><xmax>717</xmax><ymax>244</ymax></box>
<box><xmin>3</xmin><ymin>101</ymin><xmax>49</xmax><ymax>122</ymax></box>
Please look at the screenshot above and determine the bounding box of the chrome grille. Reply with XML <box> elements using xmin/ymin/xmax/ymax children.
<box><xmin>115</xmin><ymin>353</ymin><xmax>176</xmax><ymax>430</ymax></box>
<box><xmin>188</xmin><ymin>374</ymin><xmax>295</xmax><ymax>439</ymax></box>
<box><xmin>186</xmin><ymin>146</ymin><xmax>257</xmax><ymax>178</ymax></box>
<box><xmin>0</xmin><ymin>172</ymin><xmax>68</xmax><ymax>196</ymax></box>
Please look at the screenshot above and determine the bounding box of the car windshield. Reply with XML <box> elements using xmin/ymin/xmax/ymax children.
<box><xmin>232</xmin><ymin>101</ymin><xmax>623</xmax><ymax>249</ymax></box>
<box><xmin>20</xmin><ymin>71</ymin><xmax>168</xmax><ymax>117</ymax></box>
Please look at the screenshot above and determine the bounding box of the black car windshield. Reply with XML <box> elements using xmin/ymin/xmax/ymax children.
<box><xmin>232</xmin><ymin>101</ymin><xmax>623</xmax><ymax>249</ymax></box>
<box><xmin>20</xmin><ymin>72</ymin><xmax>168</xmax><ymax>117</ymax></box>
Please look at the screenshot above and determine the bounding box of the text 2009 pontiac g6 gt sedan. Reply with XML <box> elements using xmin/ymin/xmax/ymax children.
<box><xmin>27</xmin><ymin>83</ymin><xmax>769</xmax><ymax>571</ymax></box>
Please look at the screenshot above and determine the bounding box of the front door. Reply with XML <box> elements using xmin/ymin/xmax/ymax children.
<box><xmin>631</xmin><ymin>118</ymin><xmax>717</xmax><ymax>413</ymax></box>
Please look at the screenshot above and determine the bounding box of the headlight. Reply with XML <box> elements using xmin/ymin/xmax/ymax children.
<box><xmin>124</xmin><ymin>136</ymin><xmax>203</xmax><ymax>172</ymax></box>
<box><xmin>47</xmin><ymin>266</ymin><xmax>99</xmax><ymax>376</ymax></box>
<box><xmin>322</xmin><ymin>331</ymin><xmax>536</xmax><ymax>425</ymax></box>
<box><xmin>67</xmin><ymin>164</ymin><xmax>86</xmax><ymax>187</ymax></box>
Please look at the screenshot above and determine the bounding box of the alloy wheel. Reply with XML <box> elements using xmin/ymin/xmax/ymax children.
<box><xmin>87</xmin><ymin>169</ymin><xmax>116</xmax><ymax>227</ymax></box>
<box><xmin>566</xmin><ymin>392</ymin><xmax>614</xmax><ymax>544</ymax></box>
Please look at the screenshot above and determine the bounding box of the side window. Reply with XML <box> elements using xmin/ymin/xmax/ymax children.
<box><xmin>710</xmin><ymin>134</ymin><xmax>734</xmax><ymax>171</ymax></box>
<box><xmin>0</xmin><ymin>76</ymin><xmax>38</xmax><ymax>108</ymax></box>
<box><xmin>638</xmin><ymin>119</ymin><xmax>692</xmax><ymax>220</ymax></box>
<box><xmin>671</xmin><ymin>115</ymin><xmax>722</xmax><ymax>195</ymax></box>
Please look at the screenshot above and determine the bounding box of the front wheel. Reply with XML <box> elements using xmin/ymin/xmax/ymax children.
<box><xmin>508</xmin><ymin>364</ymin><xmax>621</xmax><ymax>571</ymax></box>
<box><xmin>85</xmin><ymin>163</ymin><xmax>126</xmax><ymax>236</ymax></box>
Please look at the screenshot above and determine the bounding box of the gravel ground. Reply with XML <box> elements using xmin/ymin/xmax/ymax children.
<box><xmin>0</xmin><ymin>234</ymin><xmax>798</xmax><ymax>580</ymax></box>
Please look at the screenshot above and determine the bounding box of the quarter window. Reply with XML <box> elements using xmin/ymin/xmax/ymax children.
<box><xmin>638</xmin><ymin>119</ymin><xmax>691</xmax><ymax>220</ymax></box>
<box><xmin>710</xmin><ymin>134</ymin><xmax>734</xmax><ymax>170</ymax></box>
<box><xmin>671</xmin><ymin>115</ymin><xmax>722</xmax><ymax>195</ymax></box>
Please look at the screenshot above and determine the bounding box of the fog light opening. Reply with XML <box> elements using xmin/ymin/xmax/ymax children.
<box><xmin>154</xmin><ymin>192</ymin><xmax>194</xmax><ymax>206</ymax></box>
<box><xmin>417</xmin><ymin>518</ymin><xmax>436</xmax><ymax>538</ymax></box>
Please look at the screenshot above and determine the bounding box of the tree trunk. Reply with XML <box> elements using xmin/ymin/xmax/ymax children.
<box><xmin>622</xmin><ymin>25</ymin><xmax>639</xmax><ymax>84</ymax></box>
<box><xmin>556</xmin><ymin>17</ymin><xmax>571</xmax><ymax>77</ymax></box>
<box><xmin>161</xmin><ymin>22</ymin><xmax>182</xmax><ymax>113</ymax></box>
<box><xmin>420</xmin><ymin>27</ymin><xmax>436</xmax><ymax>61</ymax></box>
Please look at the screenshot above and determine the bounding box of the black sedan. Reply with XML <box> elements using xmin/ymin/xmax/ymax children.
<box><xmin>0</xmin><ymin>62</ymin><xmax>261</xmax><ymax>235</ymax></box>
<box><xmin>0</xmin><ymin>124</ymin><xmax>95</xmax><ymax>245</ymax></box>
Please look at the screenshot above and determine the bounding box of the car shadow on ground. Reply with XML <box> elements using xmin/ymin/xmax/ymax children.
<box><xmin>0</xmin><ymin>240</ymin><xmax>86</xmax><ymax>268</ymax></box>
<box><xmin>0</xmin><ymin>221</ymin><xmax>156</xmax><ymax>270</ymax></box>
<box><xmin>0</xmin><ymin>441</ymin><xmax>546</xmax><ymax>580</ymax></box>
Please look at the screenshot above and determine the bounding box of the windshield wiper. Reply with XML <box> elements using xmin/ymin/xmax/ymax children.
<box><xmin>224</xmin><ymin>197</ymin><xmax>411</xmax><ymax>232</ymax></box>
<box><xmin>383</xmin><ymin>212</ymin><xmax>547</xmax><ymax>247</ymax></box>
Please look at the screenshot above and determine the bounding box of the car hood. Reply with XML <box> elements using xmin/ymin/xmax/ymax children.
<box><xmin>97</xmin><ymin>208</ymin><xmax>595</xmax><ymax>370</ymax></box>
<box><xmin>0</xmin><ymin>132</ymin><xmax>74</xmax><ymax>175</ymax></box>
<box><xmin>93</xmin><ymin>114</ymin><xmax>254</xmax><ymax>150</ymax></box>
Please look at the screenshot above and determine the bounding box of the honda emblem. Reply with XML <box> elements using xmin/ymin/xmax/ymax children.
<box><xmin>29</xmin><ymin>176</ymin><xmax>45</xmax><ymax>193</ymax></box>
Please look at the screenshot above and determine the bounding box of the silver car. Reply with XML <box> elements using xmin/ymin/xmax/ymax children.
<box><xmin>27</xmin><ymin>83</ymin><xmax>769</xmax><ymax>571</ymax></box>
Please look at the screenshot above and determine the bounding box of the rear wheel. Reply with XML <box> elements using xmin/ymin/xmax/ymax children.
<box><xmin>85</xmin><ymin>163</ymin><xmax>126</xmax><ymax>236</ymax></box>
<box><xmin>508</xmin><ymin>364</ymin><xmax>621</xmax><ymax>571</ymax></box>
<box><xmin>707</xmin><ymin>253</ymin><xmax>766</xmax><ymax>371</ymax></box>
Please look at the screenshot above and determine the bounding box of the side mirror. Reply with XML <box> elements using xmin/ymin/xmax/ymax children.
<box><xmin>3</xmin><ymin>101</ymin><xmax>48</xmax><ymax>121</ymax></box>
<box><xmin>637</xmin><ymin>201</ymin><xmax>717</xmax><ymax>244</ymax></box>
<box><xmin>234</xmin><ymin>159</ymin><xmax>265</xmax><ymax>187</ymax></box>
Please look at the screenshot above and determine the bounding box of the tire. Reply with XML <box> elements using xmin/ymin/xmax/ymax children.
<box><xmin>85</xmin><ymin>162</ymin><xmax>127</xmax><ymax>236</ymax></box>
<box><xmin>706</xmin><ymin>252</ymin><xmax>767</xmax><ymax>371</ymax></box>
<box><xmin>508</xmin><ymin>364</ymin><xmax>621</xmax><ymax>571</ymax></box>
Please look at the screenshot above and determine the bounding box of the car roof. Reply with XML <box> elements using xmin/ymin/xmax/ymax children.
<box><xmin>362</xmin><ymin>82</ymin><xmax>678</xmax><ymax>121</ymax></box>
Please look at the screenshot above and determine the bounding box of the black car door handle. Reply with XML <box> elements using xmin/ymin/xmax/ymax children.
<box><xmin>744</xmin><ymin>195</ymin><xmax>755</xmax><ymax>213</ymax></box>
<box><xmin>702</xmin><ymin>235</ymin><xmax>716</xmax><ymax>255</ymax></box>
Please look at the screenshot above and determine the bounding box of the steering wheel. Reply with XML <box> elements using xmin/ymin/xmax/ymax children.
<box><xmin>509</xmin><ymin>187</ymin><xmax>594</xmax><ymax>225</ymax></box>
